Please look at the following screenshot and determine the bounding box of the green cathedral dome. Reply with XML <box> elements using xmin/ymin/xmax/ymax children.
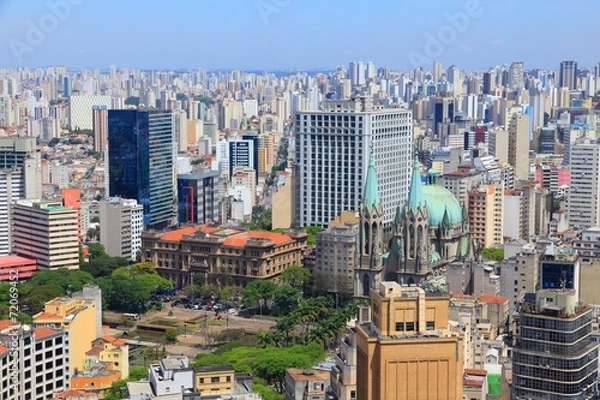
<box><xmin>421</xmin><ymin>184</ymin><xmax>464</xmax><ymax>226</ymax></box>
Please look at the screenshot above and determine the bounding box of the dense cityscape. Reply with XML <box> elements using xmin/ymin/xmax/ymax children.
<box><xmin>1</xmin><ymin>2</ymin><xmax>600</xmax><ymax>400</ymax></box>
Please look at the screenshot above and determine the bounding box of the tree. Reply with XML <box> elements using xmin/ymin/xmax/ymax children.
<box><xmin>481</xmin><ymin>247</ymin><xmax>504</xmax><ymax>262</ymax></box>
<box><xmin>30</xmin><ymin>269</ymin><xmax>94</xmax><ymax>294</ymax></box>
<box><xmin>88</xmin><ymin>243</ymin><xmax>106</xmax><ymax>261</ymax></box>
<box><xmin>273</xmin><ymin>285</ymin><xmax>301</xmax><ymax>316</ymax></box>
<box><xmin>243</xmin><ymin>280</ymin><xmax>278</xmax><ymax>312</ymax></box>
<box><xmin>165</xmin><ymin>328</ymin><xmax>178</xmax><ymax>342</ymax></box>
<box><xmin>305</xmin><ymin>226</ymin><xmax>323</xmax><ymax>246</ymax></box>
<box><xmin>280</xmin><ymin>266</ymin><xmax>310</xmax><ymax>291</ymax></box>
<box><xmin>81</xmin><ymin>254</ymin><xmax>129</xmax><ymax>278</ymax></box>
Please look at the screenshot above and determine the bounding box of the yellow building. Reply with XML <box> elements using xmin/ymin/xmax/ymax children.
<box><xmin>194</xmin><ymin>365</ymin><xmax>236</xmax><ymax>395</ymax></box>
<box><xmin>83</xmin><ymin>335</ymin><xmax>130</xmax><ymax>379</ymax></box>
<box><xmin>33</xmin><ymin>293</ymin><xmax>99</xmax><ymax>374</ymax></box>
<box><xmin>271</xmin><ymin>171</ymin><xmax>294</xmax><ymax>230</ymax></box>
<box><xmin>356</xmin><ymin>281</ymin><xmax>463</xmax><ymax>400</ymax></box>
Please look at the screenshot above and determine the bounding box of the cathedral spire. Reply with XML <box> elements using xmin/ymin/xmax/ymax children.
<box><xmin>407</xmin><ymin>147</ymin><xmax>424</xmax><ymax>210</ymax></box>
<box><xmin>363</xmin><ymin>143</ymin><xmax>381</xmax><ymax>212</ymax></box>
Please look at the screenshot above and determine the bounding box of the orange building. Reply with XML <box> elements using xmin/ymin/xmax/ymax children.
<box><xmin>62</xmin><ymin>188</ymin><xmax>83</xmax><ymax>242</ymax></box>
<box><xmin>356</xmin><ymin>281</ymin><xmax>463</xmax><ymax>400</ymax></box>
<box><xmin>0</xmin><ymin>255</ymin><xmax>36</xmax><ymax>280</ymax></box>
<box><xmin>141</xmin><ymin>224</ymin><xmax>307</xmax><ymax>287</ymax></box>
<box><xmin>70</xmin><ymin>364</ymin><xmax>121</xmax><ymax>394</ymax></box>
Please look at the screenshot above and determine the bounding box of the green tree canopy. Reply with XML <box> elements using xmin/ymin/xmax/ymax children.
<box><xmin>88</xmin><ymin>243</ymin><xmax>106</xmax><ymax>261</ymax></box>
<box><xmin>30</xmin><ymin>269</ymin><xmax>94</xmax><ymax>294</ymax></box>
<box><xmin>280</xmin><ymin>266</ymin><xmax>310</xmax><ymax>291</ymax></box>
<box><xmin>80</xmin><ymin>254</ymin><xmax>129</xmax><ymax>278</ymax></box>
<box><xmin>481</xmin><ymin>247</ymin><xmax>504</xmax><ymax>262</ymax></box>
<box><xmin>305</xmin><ymin>226</ymin><xmax>323</xmax><ymax>246</ymax></box>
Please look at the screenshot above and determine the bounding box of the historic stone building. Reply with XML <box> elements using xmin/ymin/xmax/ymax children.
<box><xmin>141</xmin><ymin>225</ymin><xmax>307</xmax><ymax>287</ymax></box>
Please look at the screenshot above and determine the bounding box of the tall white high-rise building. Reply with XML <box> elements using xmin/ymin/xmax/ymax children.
<box><xmin>567</xmin><ymin>141</ymin><xmax>600</xmax><ymax>229</ymax></box>
<box><xmin>294</xmin><ymin>96</ymin><xmax>413</xmax><ymax>228</ymax></box>
<box><xmin>69</xmin><ymin>94</ymin><xmax>111</xmax><ymax>130</ymax></box>
<box><xmin>447</xmin><ymin>65</ymin><xmax>462</xmax><ymax>96</ymax></box>
<box><xmin>433</xmin><ymin>61</ymin><xmax>443</xmax><ymax>83</ymax></box>
<box><xmin>100</xmin><ymin>197</ymin><xmax>144</xmax><ymax>261</ymax></box>
<box><xmin>0</xmin><ymin>168</ymin><xmax>24</xmax><ymax>255</ymax></box>
<box><xmin>509</xmin><ymin>61</ymin><xmax>525</xmax><ymax>91</ymax></box>
<box><xmin>357</xmin><ymin>62</ymin><xmax>366</xmax><ymax>86</ymax></box>
<box><xmin>0</xmin><ymin>94</ymin><xmax>10</xmax><ymax>126</ymax></box>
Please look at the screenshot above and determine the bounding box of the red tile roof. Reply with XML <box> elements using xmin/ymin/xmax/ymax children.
<box><xmin>35</xmin><ymin>327</ymin><xmax>58</xmax><ymax>339</ymax></box>
<box><xmin>464</xmin><ymin>368</ymin><xmax>487</xmax><ymax>376</ymax></box>
<box><xmin>478</xmin><ymin>295</ymin><xmax>509</xmax><ymax>305</ymax></box>
<box><xmin>101</xmin><ymin>335</ymin><xmax>126</xmax><ymax>346</ymax></box>
<box><xmin>0</xmin><ymin>319</ymin><xmax>15</xmax><ymax>330</ymax></box>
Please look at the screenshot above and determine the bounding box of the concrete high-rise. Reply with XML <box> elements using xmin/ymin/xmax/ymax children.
<box><xmin>0</xmin><ymin>168</ymin><xmax>24</xmax><ymax>255</ymax></box>
<box><xmin>177</xmin><ymin>169</ymin><xmax>221</xmax><ymax>225</ymax></box>
<box><xmin>356</xmin><ymin>281</ymin><xmax>463</xmax><ymax>400</ymax></box>
<box><xmin>468</xmin><ymin>183</ymin><xmax>504</xmax><ymax>248</ymax></box>
<box><xmin>506</xmin><ymin>111</ymin><xmax>530</xmax><ymax>181</ymax></box>
<box><xmin>567</xmin><ymin>141</ymin><xmax>600</xmax><ymax>229</ymax></box>
<box><xmin>69</xmin><ymin>94</ymin><xmax>111</xmax><ymax>130</ymax></box>
<box><xmin>108</xmin><ymin>109</ymin><xmax>175</xmax><ymax>229</ymax></box>
<box><xmin>100</xmin><ymin>197</ymin><xmax>144</xmax><ymax>261</ymax></box>
<box><xmin>92</xmin><ymin>105</ymin><xmax>108</xmax><ymax>153</ymax></box>
<box><xmin>512</xmin><ymin>289</ymin><xmax>598</xmax><ymax>399</ymax></box>
<box><xmin>294</xmin><ymin>96</ymin><xmax>412</xmax><ymax>229</ymax></box>
<box><xmin>559</xmin><ymin>61</ymin><xmax>578</xmax><ymax>89</ymax></box>
<box><xmin>508</xmin><ymin>61</ymin><xmax>525</xmax><ymax>91</ymax></box>
<box><xmin>11</xmin><ymin>200</ymin><xmax>79</xmax><ymax>269</ymax></box>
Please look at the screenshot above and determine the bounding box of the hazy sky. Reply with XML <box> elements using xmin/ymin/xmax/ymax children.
<box><xmin>1</xmin><ymin>0</ymin><xmax>598</xmax><ymax>71</ymax></box>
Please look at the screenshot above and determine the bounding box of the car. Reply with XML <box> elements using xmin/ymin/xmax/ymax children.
<box><xmin>228</xmin><ymin>308</ymin><xmax>236</xmax><ymax>315</ymax></box>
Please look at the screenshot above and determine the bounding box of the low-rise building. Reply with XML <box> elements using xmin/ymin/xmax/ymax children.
<box><xmin>83</xmin><ymin>335</ymin><xmax>129</xmax><ymax>379</ymax></box>
<box><xmin>141</xmin><ymin>224</ymin><xmax>307</xmax><ymax>287</ymax></box>
<box><xmin>149</xmin><ymin>355</ymin><xmax>194</xmax><ymax>396</ymax></box>
<box><xmin>194</xmin><ymin>365</ymin><xmax>236</xmax><ymax>396</ymax></box>
<box><xmin>285</xmin><ymin>368</ymin><xmax>330</xmax><ymax>400</ymax></box>
<box><xmin>0</xmin><ymin>255</ymin><xmax>36</xmax><ymax>281</ymax></box>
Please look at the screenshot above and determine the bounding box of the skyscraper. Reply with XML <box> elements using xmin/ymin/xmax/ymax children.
<box><xmin>108</xmin><ymin>109</ymin><xmax>175</xmax><ymax>228</ymax></box>
<box><xmin>567</xmin><ymin>141</ymin><xmax>600</xmax><ymax>229</ymax></box>
<box><xmin>294</xmin><ymin>96</ymin><xmax>413</xmax><ymax>229</ymax></box>
<box><xmin>512</xmin><ymin>289</ymin><xmax>597</xmax><ymax>399</ymax></box>
<box><xmin>356</xmin><ymin>281</ymin><xmax>464</xmax><ymax>400</ymax></box>
<box><xmin>508</xmin><ymin>61</ymin><xmax>525</xmax><ymax>91</ymax></box>
<box><xmin>92</xmin><ymin>105</ymin><xmax>108</xmax><ymax>153</ymax></box>
<box><xmin>559</xmin><ymin>60</ymin><xmax>578</xmax><ymax>89</ymax></box>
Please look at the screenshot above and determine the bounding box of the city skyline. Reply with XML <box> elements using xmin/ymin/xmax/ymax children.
<box><xmin>1</xmin><ymin>0</ymin><xmax>599</xmax><ymax>70</ymax></box>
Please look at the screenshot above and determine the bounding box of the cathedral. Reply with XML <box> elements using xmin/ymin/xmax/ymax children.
<box><xmin>354</xmin><ymin>149</ymin><xmax>473</xmax><ymax>297</ymax></box>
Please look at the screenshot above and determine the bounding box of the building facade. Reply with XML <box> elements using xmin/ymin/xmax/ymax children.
<box><xmin>99</xmin><ymin>197</ymin><xmax>144</xmax><ymax>261</ymax></box>
<box><xmin>0</xmin><ymin>322</ymin><xmax>70</xmax><ymax>400</ymax></box>
<box><xmin>294</xmin><ymin>96</ymin><xmax>413</xmax><ymax>229</ymax></box>
<box><xmin>355</xmin><ymin>281</ymin><xmax>464</xmax><ymax>400</ymax></box>
<box><xmin>11</xmin><ymin>200</ymin><xmax>79</xmax><ymax>270</ymax></box>
<box><xmin>512</xmin><ymin>290</ymin><xmax>598</xmax><ymax>399</ymax></box>
<box><xmin>177</xmin><ymin>169</ymin><xmax>221</xmax><ymax>225</ymax></box>
<box><xmin>567</xmin><ymin>142</ymin><xmax>600</xmax><ymax>229</ymax></box>
<box><xmin>108</xmin><ymin>109</ymin><xmax>174</xmax><ymax>229</ymax></box>
<box><xmin>141</xmin><ymin>225</ymin><xmax>307</xmax><ymax>287</ymax></box>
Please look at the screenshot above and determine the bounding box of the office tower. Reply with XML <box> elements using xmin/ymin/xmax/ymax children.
<box><xmin>63</xmin><ymin>76</ymin><xmax>71</xmax><ymax>97</ymax></box>
<box><xmin>433</xmin><ymin>97</ymin><xmax>454</xmax><ymax>138</ymax></box>
<box><xmin>349</xmin><ymin>62</ymin><xmax>358</xmax><ymax>86</ymax></box>
<box><xmin>508</xmin><ymin>61</ymin><xmax>524</xmax><ymax>91</ymax></box>
<box><xmin>315</xmin><ymin>221</ymin><xmax>359</xmax><ymax>294</ymax></box>
<box><xmin>447</xmin><ymin>65</ymin><xmax>462</xmax><ymax>96</ymax></box>
<box><xmin>177</xmin><ymin>169</ymin><xmax>221</xmax><ymax>224</ymax></box>
<box><xmin>100</xmin><ymin>197</ymin><xmax>144</xmax><ymax>261</ymax></box>
<box><xmin>433</xmin><ymin>61</ymin><xmax>443</xmax><ymax>82</ymax></box>
<box><xmin>559</xmin><ymin>60</ymin><xmax>578</xmax><ymax>89</ymax></box>
<box><xmin>0</xmin><ymin>322</ymin><xmax>70</xmax><ymax>400</ymax></box>
<box><xmin>0</xmin><ymin>168</ymin><xmax>24</xmax><ymax>255</ymax></box>
<box><xmin>512</xmin><ymin>289</ymin><xmax>597</xmax><ymax>399</ymax></box>
<box><xmin>356</xmin><ymin>281</ymin><xmax>463</xmax><ymax>400</ymax></box>
<box><xmin>272</xmin><ymin>170</ymin><xmax>294</xmax><ymax>230</ymax></box>
<box><xmin>0</xmin><ymin>94</ymin><xmax>10</xmax><ymax>126</ymax></box>
<box><xmin>241</xmin><ymin>132</ymin><xmax>260</xmax><ymax>183</ymax></box>
<box><xmin>294</xmin><ymin>96</ymin><xmax>413</xmax><ymax>229</ymax></box>
<box><xmin>482</xmin><ymin>71</ymin><xmax>494</xmax><ymax>95</ymax></box>
<box><xmin>172</xmin><ymin>109</ymin><xmax>188</xmax><ymax>153</ymax></box>
<box><xmin>357</xmin><ymin>61</ymin><xmax>366</xmax><ymax>86</ymax></box>
<box><xmin>366</xmin><ymin>61</ymin><xmax>376</xmax><ymax>81</ymax></box>
<box><xmin>0</xmin><ymin>135</ymin><xmax>41</xmax><ymax>199</ymax></box>
<box><xmin>506</xmin><ymin>112</ymin><xmax>530</xmax><ymax>181</ymax></box>
<box><xmin>468</xmin><ymin>183</ymin><xmax>504</xmax><ymax>248</ymax></box>
<box><xmin>567</xmin><ymin>141</ymin><xmax>600</xmax><ymax>229</ymax></box>
<box><xmin>227</xmin><ymin>138</ymin><xmax>258</xmax><ymax>184</ymax></box>
<box><xmin>108</xmin><ymin>109</ymin><xmax>175</xmax><ymax>229</ymax></box>
<box><xmin>68</xmin><ymin>94</ymin><xmax>111</xmax><ymax>130</ymax></box>
<box><xmin>11</xmin><ymin>200</ymin><xmax>79</xmax><ymax>269</ymax></box>
<box><xmin>92</xmin><ymin>105</ymin><xmax>108</xmax><ymax>153</ymax></box>
<box><xmin>188</xmin><ymin>100</ymin><xmax>199</xmax><ymax>120</ymax></box>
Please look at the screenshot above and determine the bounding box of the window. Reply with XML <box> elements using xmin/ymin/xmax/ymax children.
<box><xmin>426</xmin><ymin>321</ymin><xmax>435</xmax><ymax>330</ymax></box>
<box><xmin>395</xmin><ymin>322</ymin><xmax>404</xmax><ymax>331</ymax></box>
<box><xmin>350</xmin><ymin>390</ymin><xmax>356</xmax><ymax>399</ymax></box>
<box><xmin>199</xmin><ymin>378</ymin><xmax>204</xmax><ymax>384</ymax></box>
<box><xmin>405</xmin><ymin>322</ymin><xmax>415</xmax><ymax>331</ymax></box>
<box><xmin>226</xmin><ymin>376</ymin><xmax>231</xmax><ymax>382</ymax></box>
<box><xmin>211</xmin><ymin>377</ymin><xmax>220</xmax><ymax>383</ymax></box>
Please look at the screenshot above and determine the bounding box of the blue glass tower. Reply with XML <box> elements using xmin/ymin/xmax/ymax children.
<box><xmin>108</xmin><ymin>109</ymin><xmax>174</xmax><ymax>228</ymax></box>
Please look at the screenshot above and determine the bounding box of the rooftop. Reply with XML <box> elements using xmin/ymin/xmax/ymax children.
<box><xmin>0</xmin><ymin>255</ymin><xmax>36</xmax><ymax>267</ymax></box>
<box><xmin>195</xmin><ymin>364</ymin><xmax>235</xmax><ymax>373</ymax></box>
<box><xmin>286</xmin><ymin>368</ymin><xmax>330</xmax><ymax>382</ymax></box>
<box><xmin>35</xmin><ymin>327</ymin><xmax>60</xmax><ymax>339</ymax></box>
